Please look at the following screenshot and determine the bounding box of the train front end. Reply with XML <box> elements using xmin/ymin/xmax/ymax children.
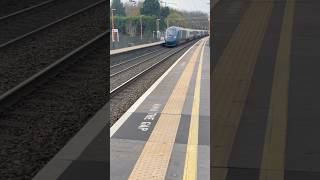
<box><xmin>165</xmin><ymin>27</ymin><xmax>179</xmax><ymax>46</ymax></box>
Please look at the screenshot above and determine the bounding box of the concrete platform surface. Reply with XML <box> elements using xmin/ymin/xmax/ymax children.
<box><xmin>212</xmin><ymin>0</ymin><xmax>320</xmax><ymax>179</ymax></box>
<box><xmin>110</xmin><ymin>41</ymin><xmax>165</xmax><ymax>55</ymax></box>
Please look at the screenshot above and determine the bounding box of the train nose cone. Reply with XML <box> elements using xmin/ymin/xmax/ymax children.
<box><xmin>166</xmin><ymin>35</ymin><xmax>176</xmax><ymax>41</ymax></box>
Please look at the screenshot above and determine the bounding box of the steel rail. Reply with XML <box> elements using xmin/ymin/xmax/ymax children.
<box><xmin>110</xmin><ymin>42</ymin><xmax>193</xmax><ymax>97</ymax></box>
<box><xmin>0</xmin><ymin>0</ymin><xmax>106</xmax><ymax>49</ymax></box>
<box><xmin>110</xmin><ymin>48</ymin><xmax>174</xmax><ymax>77</ymax></box>
<box><xmin>110</xmin><ymin>47</ymin><xmax>166</xmax><ymax>69</ymax></box>
<box><xmin>0</xmin><ymin>0</ymin><xmax>57</xmax><ymax>21</ymax></box>
<box><xmin>0</xmin><ymin>31</ymin><xmax>107</xmax><ymax>110</ymax></box>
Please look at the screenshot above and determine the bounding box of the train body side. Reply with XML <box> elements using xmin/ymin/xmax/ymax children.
<box><xmin>164</xmin><ymin>26</ymin><xmax>208</xmax><ymax>47</ymax></box>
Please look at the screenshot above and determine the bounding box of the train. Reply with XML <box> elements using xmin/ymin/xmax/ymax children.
<box><xmin>164</xmin><ymin>26</ymin><xmax>209</xmax><ymax>46</ymax></box>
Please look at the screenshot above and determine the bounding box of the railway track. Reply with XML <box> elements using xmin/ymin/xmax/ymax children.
<box><xmin>110</xmin><ymin>42</ymin><xmax>194</xmax><ymax>97</ymax></box>
<box><xmin>110</xmin><ymin>48</ymin><xmax>169</xmax><ymax>75</ymax></box>
<box><xmin>109</xmin><ymin>40</ymin><xmax>198</xmax><ymax>127</ymax></box>
<box><xmin>0</xmin><ymin>1</ymin><xmax>107</xmax><ymax>179</ymax></box>
<box><xmin>0</xmin><ymin>31</ymin><xmax>107</xmax><ymax>179</ymax></box>
<box><xmin>0</xmin><ymin>0</ymin><xmax>51</xmax><ymax>17</ymax></box>
<box><xmin>0</xmin><ymin>0</ymin><xmax>56</xmax><ymax>20</ymax></box>
<box><xmin>110</xmin><ymin>44</ymin><xmax>165</xmax><ymax>66</ymax></box>
<box><xmin>0</xmin><ymin>0</ymin><xmax>105</xmax><ymax>47</ymax></box>
<box><xmin>0</xmin><ymin>1</ymin><xmax>106</xmax><ymax>96</ymax></box>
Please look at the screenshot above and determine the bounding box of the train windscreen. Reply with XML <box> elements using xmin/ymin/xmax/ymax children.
<box><xmin>166</xmin><ymin>28</ymin><xmax>177</xmax><ymax>37</ymax></box>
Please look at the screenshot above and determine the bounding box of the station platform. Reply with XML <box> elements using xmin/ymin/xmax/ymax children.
<box><xmin>33</xmin><ymin>37</ymin><xmax>209</xmax><ymax>180</ymax></box>
<box><xmin>110</xmin><ymin>41</ymin><xmax>165</xmax><ymax>55</ymax></box>
<box><xmin>111</xmin><ymin>37</ymin><xmax>210</xmax><ymax>179</ymax></box>
<box><xmin>213</xmin><ymin>0</ymin><xmax>320</xmax><ymax>179</ymax></box>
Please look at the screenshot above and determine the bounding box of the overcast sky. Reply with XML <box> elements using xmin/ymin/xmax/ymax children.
<box><xmin>110</xmin><ymin>0</ymin><xmax>210</xmax><ymax>15</ymax></box>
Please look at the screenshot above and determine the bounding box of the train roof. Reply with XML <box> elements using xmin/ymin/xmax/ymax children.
<box><xmin>167</xmin><ymin>26</ymin><xmax>208</xmax><ymax>32</ymax></box>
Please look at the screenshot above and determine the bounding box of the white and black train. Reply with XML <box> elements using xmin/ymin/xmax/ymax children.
<box><xmin>164</xmin><ymin>26</ymin><xmax>209</xmax><ymax>46</ymax></box>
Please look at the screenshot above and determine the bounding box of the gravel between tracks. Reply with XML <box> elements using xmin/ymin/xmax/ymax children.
<box><xmin>110</xmin><ymin>41</ymin><xmax>196</xmax><ymax>126</ymax></box>
<box><xmin>0</xmin><ymin>4</ymin><xmax>106</xmax><ymax>95</ymax></box>
<box><xmin>0</xmin><ymin>36</ymin><xmax>107</xmax><ymax>179</ymax></box>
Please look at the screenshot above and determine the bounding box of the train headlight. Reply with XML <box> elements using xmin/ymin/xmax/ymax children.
<box><xmin>174</xmin><ymin>36</ymin><xmax>177</xmax><ymax>38</ymax></box>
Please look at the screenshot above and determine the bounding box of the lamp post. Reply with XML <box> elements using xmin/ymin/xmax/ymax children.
<box><xmin>208</xmin><ymin>16</ymin><xmax>210</xmax><ymax>35</ymax></box>
<box><xmin>111</xmin><ymin>8</ymin><xmax>116</xmax><ymax>48</ymax></box>
<box><xmin>140</xmin><ymin>15</ymin><xmax>143</xmax><ymax>40</ymax></box>
<box><xmin>166</xmin><ymin>18</ymin><xmax>169</xmax><ymax>28</ymax></box>
<box><xmin>156</xmin><ymin>18</ymin><xmax>160</xmax><ymax>40</ymax></box>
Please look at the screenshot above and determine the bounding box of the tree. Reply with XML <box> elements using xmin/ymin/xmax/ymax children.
<box><xmin>124</xmin><ymin>1</ymin><xmax>142</xmax><ymax>16</ymax></box>
<box><xmin>160</xmin><ymin>6</ymin><xmax>170</xmax><ymax>19</ymax></box>
<box><xmin>165</xmin><ymin>10</ymin><xmax>189</xmax><ymax>28</ymax></box>
<box><xmin>140</xmin><ymin>0</ymin><xmax>160</xmax><ymax>17</ymax></box>
<box><xmin>111</xmin><ymin>0</ymin><xmax>126</xmax><ymax>16</ymax></box>
<box><xmin>181</xmin><ymin>10</ymin><xmax>209</xmax><ymax>29</ymax></box>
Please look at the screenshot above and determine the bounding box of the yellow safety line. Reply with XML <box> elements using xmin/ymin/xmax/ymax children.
<box><xmin>128</xmin><ymin>39</ymin><xmax>205</xmax><ymax>180</ymax></box>
<box><xmin>259</xmin><ymin>1</ymin><xmax>295</xmax><ymax>180</ymax></box>
<box><xmin>182</xmin><ymin>38</ymin><xmax>207</xmax><ymax>180</ymax></box>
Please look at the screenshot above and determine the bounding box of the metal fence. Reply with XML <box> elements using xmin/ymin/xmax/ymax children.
<box><xmin>110</xmin><ymin>32</ymin><xmax>164</xmax><ymax>50</ymax></box>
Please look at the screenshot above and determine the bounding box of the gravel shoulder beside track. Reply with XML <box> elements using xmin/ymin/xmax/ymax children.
<box><xmin>110</xmin><ymin>40</ymin><xmax>196</xmax><ymax>126</ymax></box>
<box><xmin>0</xmin><ymin>4</ymin><xmax>106</xmax><ymax>96</ymax></box>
